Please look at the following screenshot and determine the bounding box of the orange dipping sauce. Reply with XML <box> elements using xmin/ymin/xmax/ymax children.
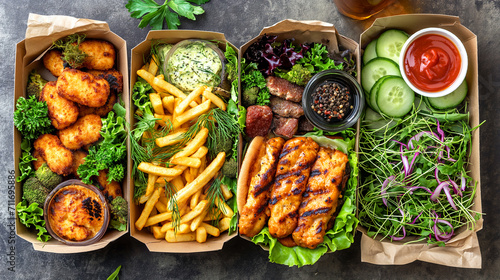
<box><xmin>403</xmin><ymin>34</ymin><xmax>461</xmax><ymax>92</ymax></box>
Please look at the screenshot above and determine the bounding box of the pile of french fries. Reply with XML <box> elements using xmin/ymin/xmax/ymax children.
<box><xmin>133</xmin><ymin>57</ymin><xmax>233</xmax><ymax>243</ymax></box>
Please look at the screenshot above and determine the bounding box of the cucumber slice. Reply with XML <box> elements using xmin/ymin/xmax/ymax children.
<box><xmin>427</xmin><ymin>80</ymin><xmax>468</xmax><ymax>109</ymax></box>
<box><xmin>361</xmin><ymin>57</ymin><xmax>401</xmax><ymax>93</ymax></box>
<box><xmin>363</xmin><ymin>107</ymin><xmax>397</xmax><ymax>130</ymax></box>
<box><xmin>363</xmin><ymin>39</ymin><xmax>378</xmax><ymax>65</ymax></box>
<box><xmin>376</xmin><ymin>29</ymin><xmax>409</xmax><ymax>65</ymax></box>
<box><xmin>376</xmin><ymin>76</ymin><xmax>415</xmax><ymax>117</ymax></box>
<box><xmin>369</xmin><ymin>76</ymin><xmax>392</xmax><ymax>112</ymax></box>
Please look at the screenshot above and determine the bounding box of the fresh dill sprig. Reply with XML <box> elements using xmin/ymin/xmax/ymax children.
<box><xmin>164</xmin><ymin>180</ymin><xmax>180</xmax><ymax>233</ymax></box>
<box><xmin>206</xmin><ymin>177</ymin><xmax>224</xmax><ymax>227</ymax></box>
<box><xmin>51</xmin><ymin>34</ymin><xmax>87</xmax><ymax>68</ymax></box>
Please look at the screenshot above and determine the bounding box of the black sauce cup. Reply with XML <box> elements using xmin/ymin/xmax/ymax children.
<box><xmin>302</xmin><ymin>69</ymin><xmax>365</xmax><ymax>132</ymax></box>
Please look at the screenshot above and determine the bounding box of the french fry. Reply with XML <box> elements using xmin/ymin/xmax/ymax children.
<box><xmin>166</xmin><ymin>230</ymin><xmax>196</xmax><ymax>242</ymax></box>
<box><xmin>190</xmin><ymin>189</ymin><xmax>203</xmax><ymax>210</ymax></box>
<box><xmin>190</xmin><ymin>206</ymin><xmax>209</xmax><ymax>231</ymax></box>
<box><xmin>162</xmin><ymin>95</ymin><xmax>175</xmax><ymax>114</ymax></box>
<box><xmin>171</xmin><ymin>175</ymin><xmax>185</xmax><ymax>192</ymax></box>
<box><xmin>200</xmin><ymin>222</ymin><xmax>220</xmax><ymax>237</ymax></box>
<box><xmin>153</xmin><ymin>76</ymin><xmax>197</xmax><ymax>108</ymax></box>
<box><xmin>148</xmin><ymin>57</ymin><xmax>159</xmax><ymax>75</ymax></box>
<box><xmin>138</xmin><ymin>192</ymin><xmax>152</xmax><ymax>204</ymax></box>
<box><xmin>150</xmin><ymin>94</ymin><xmax>165</xmax><ymax>115</ymax></box>
<box><xmin>154</xmin><ymin>114</ymin><xmax>172</xmax><ymax>127</ymax></box>
<box><xmin>152</xmin><ymin>226</ymin><xmax>166</xmax><ymax>239</ymax></box>
<box><xmin>158</xmin><ymin>195</ymin><xmax>169</xmax><ymax>206</ymax></box>
<box><xmin>202</xmin><ymin>87</ymin><xmax>226</xmax><ymax>111</ymax></box>
<box><xmin>203</xmin><ymin>209</ymin><xmax>223</xmax><ymax>221</ymax></box>
<box><xmin>175</xmin><ymin>85</ymin><xmax>206</xmax><ymax>116</ymax></box>
<box><xmin>192</xmin><ymin>146</ymin><xmax>209</xmax><ymax>159</ymax></box>
<box><xmin>218</xmin><ymin>217</ymin><xmax>231</xmax><ymax>232</ymax></box>
<box><xmin>155</xmin><ymin>176</ymin><xmax>176</xmax><ymax>186</ymax></box>
<box><xmin>183</xmin><ymin>168</ymin><xmax>194</xmax><ymax>184</ymax></box>
<box><xmin>155</xmin><ymin>200</ymin><xmax>168</xmax><ymax>213</ymax></box>
<box><xmin>173</xmin><ymin>100</ymin><xmax>211</xmax><ymax>129</ymax></box>
<box><xmin>196</xmin><ymin>226</ymin><xmax>207</xmax><ymax>243</ymax></box>
<box><xmin>178</xmin><ymin>223</ymin><xmax>192</xmax><ymax>234</ymax></box>
<box><xmin>216</xmin><ymin>196</ymin><xmax>234</xmax><ymax>218</ymax></box>
<box><xmin>138</xmin><ymin>162</ymin><xmax>183</xmax><ymax>177</ymax></box>
<box><xmin>137</xmin><ymin>69</ymin><xmax>156</xmax><ymax>85</ymax></box>
<box><xmin>145</xmin><ymin>211</ymin><xmax>172</xmax><ymax>228</ymax></box>
<box><xmin>156</xmin><ymin>128</ymin><xmax>187</xmax><ymax>147</ymax></box>
<box><xmin>146</xmin><ymin>173</ymin><xmax>158</xmax><ymax>197</ymax></box>
<box><xmin>169</xmin><ymin>152</ymin><xmax>225</xmax><ymax>208</ymax></box>
<box><xmin>170</xmin><ymin>157</ymin><xmax>201</xmax><ymax>168</ymax></box>
<box><xmin>171</xmin><ymin>128</ymin><xmax>209</xmax><ymax>159</ymax></box>
<box><xmin>135</xmin><ymin>188</ymin><xmax>161</xmax><ymax>231</ymax></box>
<box><xmin>220</xmin><ymin>183</ymin><xmax>233</xmax><ymax>200</ymax></box>
<box><xmin>161</xmin><ymin>200</ymin><xmax>209</xmax><ymax>232</ymax></box>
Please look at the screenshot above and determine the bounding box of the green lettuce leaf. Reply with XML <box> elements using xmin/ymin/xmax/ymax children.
<box><xmin>16</xmin><ymin>200</ymin><xmax>51</xmax><ymax>242</ymax></box>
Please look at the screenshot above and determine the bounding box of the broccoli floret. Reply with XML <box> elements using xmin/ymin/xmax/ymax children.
<box><xmin>242</xmin><ymin>86</ymin><xmax>259</xmax><ymax>107</ymax></box>
<box><xmin>35</xmin><ymin>163</ymin><xmax>62</xmax><ymax>190</ymax></box>
<box><xmin>109</xmin><ymin>196</ymin><xmax>128</xmax><ymax>231</ymax></box>
<box><xmin>213</xmin><ymin>136</ymin><xmax>233</xmax><ymax>156</ymax></box>
<box><xmin>221</xmin><ymin>158</ymin><xmax>238</xmax><ymax>178</ymax></box>
<box><xmin>23</xmin><ymin>177</ymin><xmax>50</xmax><ymax>206</ymax></box>
<box><xmin>26</xmin><ymin>70</ymin><xmax>48</xmax><ymax>99</ymax></box>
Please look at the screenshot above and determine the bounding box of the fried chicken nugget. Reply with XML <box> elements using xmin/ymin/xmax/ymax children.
<box><xmin>32</xmin><ymin>150</ymin><xmax>47</xmax><ymax>171</ymax></box>
<box><xmin>43</xmin><ymin>49</ymin><xmax>65</xmax><ymax>77</ymax></box>
<box><xmin>71</xmin><ymin>149</ymin><xmax>88</xmax><ymax>178</ymax></box>
<box><xmin>97</xmin><ymin>170</ymin><xmax>123</xmax><ymax>201</ymax></box>
<box><xmin>87</xmin><ymin>69</ymin><xmax>123</xmax><ymax>93</ymax></box>
<box><xmin>59</xmin><ymin>114</ymin><xmax>102</xmax><ymax>150</ymax></box>
<box><xmin>34</xmin><ymin>134</ymin><xmax>73</xmax><ymax>176</ymax></box>
<box><xmin>40</xmin><ymin>81</ymin><xmax>79</xmax><ymax>130</ymax></box>
<box><xmin>78</xmin><ymin>92</ymin><xmax>117</xmax><ymax>117</ymax></box>
<box><xmin>79</xmin><ymin>39</ymin><xmax>116</xmax><ymax>70</ymax></box>
<box><xmin>57</xmin><ymin>68</ymin><xmax>110</xmax><ymax>108</ymax></box>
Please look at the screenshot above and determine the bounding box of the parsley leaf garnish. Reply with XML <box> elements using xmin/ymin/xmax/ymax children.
<box><xmin>126</xmin><ymin>0</ymin><xmax>211</xmax><ymax>30</ymax></box>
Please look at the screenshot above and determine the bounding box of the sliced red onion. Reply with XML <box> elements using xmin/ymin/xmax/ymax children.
<box><xmin>461</xmin><ymin>175</ymin><xmax>466</xmax><ymax>191</ymax></box>
<box><xmin>436</xmin><ymin>120</ymin><xmax>445</xmax><ymax>142</ymax></box>
<box><xmin>448</xmin><ymin>177</ymin><xmax>463</xmax><ymax>197</ymax></box>
<box><xmin>433</xmin><ymin>218</ymin><xmax>454</xmax><ymax>242</ymax></box>
<box><xmin>391</xmin><ymin>139</ymin><xmax>408</xmax><ymax>149</ymax></box>
<box><xmin>430</xmin><ymin>181</ymin><xmax>450</xmax><ymax>201</ymax></box>
<box><xmin>400</xmin><ymin>144</ymin><xmax>410</xmax><ymax>176</ymax></box>
<box><xmin>409</xmin><ymin>212</ymin><xmax>423</xmax><ymax>224</ymax></box>
<box><xmin>435</xmin><ymin>168</ymin><xmax>441</xmax><ymax>184</ymax></box>
<box><xmin>381</xmin><ymin>176</ymin><xmax>396</xmax><ymax>207</ymax></box>
<box><xmin>442</xmin><ymin>185</ymin><xmax>458</xmax><ymax>210</ymax></box>
<box><xmin>407</xmin><ymin>131</ymin><xmax>440</xmax><ymax>149</ymax></box>
<box><xmin>405</xmin><ymin>186</ymin><xmax>432</xmax><ymax>194</ymax></box>
<box><xmin>407</xmin><ymin>151</ymin><xmax>420</xmax><ymax>175</ymax></box>
<box><xmin>391</xmin><ymin>226</ymin><xmax>406</xmax><ymax>241</ymax></box>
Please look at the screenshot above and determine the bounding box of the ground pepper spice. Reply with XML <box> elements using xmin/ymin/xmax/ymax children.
<box><xmin>311</xmin><ymin>82</ymin><xmax>353</xmax><ymax>121</ymax></box>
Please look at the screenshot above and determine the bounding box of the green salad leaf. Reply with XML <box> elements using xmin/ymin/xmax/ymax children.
<box><xmin>17</xmin><ymin>139</ymin><xmax>36</xmax><ymax>182</ymax></box>
<box><xmin>126</xmin><ymin>0</ymin><xmax>211</xmax><ymax>30</ymax></box>
<box><xmin>16</xmin><ymin>200</ymin><xmax>51</xmax><ymax>242</ymax></box>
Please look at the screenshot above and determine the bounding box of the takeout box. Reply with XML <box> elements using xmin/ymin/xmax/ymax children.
<box><xmin>14</xmin><ymin>14</ymin><xmax>130</xmax><ymax>253</ymax></box>
<box><xmin>237</xmin><ymin>19</ymin><xmax>361</xmax><ymax>252</ymax></box>
<box><xmin>357</xmin><ymin>14</ymin><xmax>482</xmax><ymax>268</ymax></box>
<box><xmin>129</xmin><ymin>30</ymin><xmax>238</xmax><ymax>252</ymax></box>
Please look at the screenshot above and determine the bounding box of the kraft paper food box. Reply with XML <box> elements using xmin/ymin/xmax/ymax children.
<box><xmin>14</xmin><ymin>14</ymin><xmax>130</xmax><ymax>253</ymax></box>
<box><xmin>357</xmin><ymin>14</ymin><xmax>482</xmax><ymax>268</ymax></box>
<box><xmin>129</xmin><ymin>30</ymin><xmax>238</xmax><ymax>252</ymax></box>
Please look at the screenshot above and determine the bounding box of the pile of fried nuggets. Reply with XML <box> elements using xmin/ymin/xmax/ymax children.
<box><xmin>33</xmin><ymin>38</ymin><xmax>123</xmax><ymax>200</ymax></box>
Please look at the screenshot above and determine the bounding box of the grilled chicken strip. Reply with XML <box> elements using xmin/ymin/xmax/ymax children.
<box><xmin>292</xmin><ymin>147</ymin><xmax>349</xmax><ymax>249</ymax></box>
<box><xmin>266</xmin><ymin>76</ymin><xmax>304</xmax><ymax>103</ymax></box>
<box><xmin>239</xmin><ymin>137</ymin><xmax>285</xmax><ymax>237</ymax></box>
<box><xmin>268</xmin><ymin>137</ymin><xmax>319</xmax><ymax>238</ymax></box>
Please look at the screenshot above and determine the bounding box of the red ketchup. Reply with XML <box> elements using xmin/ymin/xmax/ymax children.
<box><xmin>403</xmin><ymin>34</ymin><xmax>461</xmax><ymax>92</ymax></box>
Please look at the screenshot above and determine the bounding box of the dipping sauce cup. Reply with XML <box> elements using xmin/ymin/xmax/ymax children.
<box><xmin>399</xmin><ymin>28</ymin><xmax>468</xmax><ymax>97</ymax></box>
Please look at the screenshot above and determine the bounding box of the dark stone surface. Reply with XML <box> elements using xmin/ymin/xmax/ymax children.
<box><xmin>1</xmin><ymin>0</ymin><xmax>498</xmax><ymax>279</ymax></box>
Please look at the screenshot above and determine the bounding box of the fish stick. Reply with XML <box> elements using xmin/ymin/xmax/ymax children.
<box><xmin>43</xmin><ymin>49</ymin><xmax>65</xmax><ymax>77</ymax></box>
<box><xmin>40</xmin><ymin>81</ymin><xmax>79</xmax><ymax>130</ymax></box>
<box><xmin>34</xmin><ymin>134</ymin><xmax>73</xmax><ymax>176</ymax></box>
<box><xmin>292</xmin><ymin>147</ymin><xmax>349</xmax><ymax>249</ymax></box>
<box><xmin>78</xmin><ymin>39</ymin><xmax>116</xmax><ymax>70</ymax></box>
<box><xmin>239</xmin><ymin>137</ymin><xmax>285</xmax><ymax>237</ymax></box>
<box><xmin>57</xmin><ymin>68</ymin><xmax>110</xmax><ymax>108</ymax></box>
<box><xmin>58</xmin><ymin>114</ymin><xmax>102</xmax><ymax>150</ymax></box>
<box><xmin>268</xmin><ymin>137</ymin><xmax>319</xmax><ymax>238</ymax></box>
